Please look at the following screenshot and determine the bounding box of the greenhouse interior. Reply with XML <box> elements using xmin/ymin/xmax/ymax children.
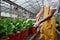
<box><xmin>0</xmin><ymin>0</ymin><xmax>60</xmax><ymax>40</ymax></box>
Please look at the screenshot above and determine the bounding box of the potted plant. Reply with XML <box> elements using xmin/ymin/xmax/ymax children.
<box><xmin>56</xmin><ymin>12</ymin><xmax>60</xmax><ymax>35</ymax></box>
<box><xmin>4</xmin><ymin>18</ymin><xmax>15</xmax><ymax>40</ymax></box>
<box><xmin>0</xmin><ymin>17</ymin><xmax>36</xmax><ymax>40</ymax></box>
<box><xmin>27</xmin><ymin>19</ymin><xmax>38</xmax><ymax>34</ymax></box>
<box><xmin>0</xmin><ymin>18</ymin><xmax>15</xmax><ymax>40</ymax></box>
<box><xmin>0</xmin><ymin>19</ymin><xmax>7</xmax><ymax>40</ymax></box>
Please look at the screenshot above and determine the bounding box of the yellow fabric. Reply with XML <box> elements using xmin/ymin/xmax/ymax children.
<box><xmin>40</xmin><ymin>6</ymin><xmax>56</xmax><ymax>40</ymax></box>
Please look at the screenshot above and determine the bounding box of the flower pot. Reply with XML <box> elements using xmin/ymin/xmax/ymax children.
<box><xmin>24</xmin><ymin>29</ymin><xmax>29</xmax><ymax>38</ymax></box>
<box><xmin>5</xmin><ymin>29</ymin><xmax>29</xmax><ymax>40</ymax></box>
<box><xmin>19</xmin><ymin>30</ymin><xmax>25</xmax><ymax>40</ymax></box>
<box><xmin>29</xmin><ymin>27</ymin><xmax>32</xmax><ymax>34</ymax></box>
<box><xmin>8</xmin><ymin>33</ymin><xmax>15</xmax><ymax>40</ymax></box>
<box><xmin>14</xmin><ymin>31</ymin><xmax>20</xmax><ymax>40</ymax></box>
<box><xmin>0</xmin><ymin>36</ymin><xmax>9</xmax><ymax>40</ymax></box>
<box><xmin>30</xmin><ymin>27</ymin><xmax>37</xmax><ymax>34</ymax></box>
<box><xmin>19</xmin><ymin>28</ymin><xmax>29</xmax><ymax>40</ymax></box>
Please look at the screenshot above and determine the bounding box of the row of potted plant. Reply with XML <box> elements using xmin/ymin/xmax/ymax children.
<box><xmin>0</xmin><ymin>18</ymin><xmax>38</xmax><ymax>40</ymax></box>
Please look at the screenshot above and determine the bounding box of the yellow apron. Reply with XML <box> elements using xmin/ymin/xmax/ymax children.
<box><xmin>40</xmin><ymin>6</ymin><xmax>56</xmax><ymax>40</ymax></box>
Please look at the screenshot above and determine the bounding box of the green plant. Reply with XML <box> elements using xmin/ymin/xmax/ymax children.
<box><xmin>3</xmin><ymin>18</ymin><xmax>14</xmax><ymax>35</ymax></box>
<box><xmin>0</xmin><ymin>18</ymin><xmax>35</xmax><ymax>38</ymax></box>
<box><xmin>26</xmin><ymin>19</ymin><xmax>35</xmax><ymax>28</ymax></box>
<box><xmin>56</xmin><ymin>12</ymin><xmax>60</xmax><ymax>26</ymax></box>
<box><xmin>0</xmin><ymin>19</ymin><xmax>6</xmax><ymax>37</ymax></box>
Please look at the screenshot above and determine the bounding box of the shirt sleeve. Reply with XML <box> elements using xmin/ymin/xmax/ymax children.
<box><xmin>50</xmin><ymin>1</ymin><xmax>59</xmax><ymax>9</ymax></box>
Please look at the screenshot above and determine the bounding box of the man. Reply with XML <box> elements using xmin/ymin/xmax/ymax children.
<box><xmin>34</xmin><ymin>0</ymin><xmax>59</xmax><ymax>40</ymax></box>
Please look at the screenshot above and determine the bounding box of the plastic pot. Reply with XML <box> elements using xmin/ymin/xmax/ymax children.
<box><xmin>0</xmin><ymin>36</ymin><xmax>9</xmax><ymax>40</ymax></box>
<box><xmin>20</xmin><ymin>28</ymin><xmax>29</xmax><ymax>40</ymax></box>
<box><xmin>14</xmin><ymin>31</ymin><xmax>20</xmax><ymax>40</ymax></box>
<box><xmin>24</xmin><ymin>28</ymin><xmax>29</xmax><ymax>38</ymax></box>
<box><xmin>20</xmin><ymin>30</ymin><xmax>25</xmax><ymax>40</ymax></box>
<box><xmin>8</xmin><ymin>33</ymin><xmax>15</xmax><ymax>40</ymax></box>
<box><xmin>29</xmin><ymin>27</ymin><xmax>32</xmax><ymax>34</ymax></box>
<box><xmin>30</xmin><ymin>27</ymin><xmax>37</xmax><ymax>34</ymax></box>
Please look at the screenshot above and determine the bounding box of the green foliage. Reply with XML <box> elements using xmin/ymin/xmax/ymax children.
<box><xmin>0</xmin><ymin>18</ymin><xmax>35</xmax><ymax>37</ymax></box>
<box><xmin>56</xmin><ymin>12</ymin><xmax>60</xmax><ymax>21</ymax></box>
<box><xmin>56</xmin><ymin>12</ymin><xmax>60</xmax><ymax>26</ymax></box>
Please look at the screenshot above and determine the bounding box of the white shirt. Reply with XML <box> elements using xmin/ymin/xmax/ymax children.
<box><xmin>42</xmin><ymin>0</ymin><xmax>59</xmax><ymax>16</ymax></box>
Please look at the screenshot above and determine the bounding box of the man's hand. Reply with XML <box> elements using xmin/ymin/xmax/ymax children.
<box><xmin>33</xmin><ymin>20</ymin><xmax>41</xmax><ymax>27</ymax></box>
<box><xmin>33</xmin><ymin>22</ymin><xmax>40</xmax><ymax>27</ymax></box>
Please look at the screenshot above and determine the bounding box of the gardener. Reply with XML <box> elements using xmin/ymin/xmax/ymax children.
<box><xmin>34</xmin><ymin>0</ymin><xmax>59</xmax><ymax>40</ymax></box>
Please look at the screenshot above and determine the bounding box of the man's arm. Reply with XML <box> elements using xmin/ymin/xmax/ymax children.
<box><xmin>36</xmin><ymin>8</ymin><xmax>44</xmax><ymax>19</ymax></box>
<box><xmin>39</xmin><ymin>9</ymin><xmax>56</xmax><ymax>24</ymax></box>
